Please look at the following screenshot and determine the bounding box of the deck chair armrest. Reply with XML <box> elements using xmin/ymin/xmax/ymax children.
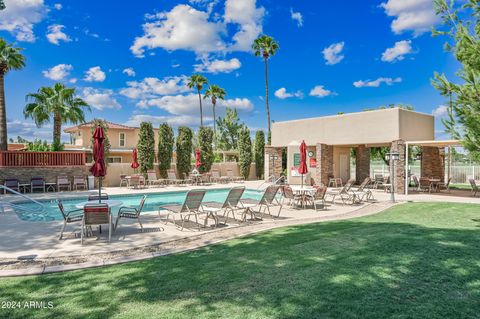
<box><xmin>118</xmin><ymin>206</ymin><xmax>138</xmax><ymax>213</ymax></box>
<box><xmin>66</xmin><ymin>208</ymin><xmax>84</xmax><ymax>216</ymax></box>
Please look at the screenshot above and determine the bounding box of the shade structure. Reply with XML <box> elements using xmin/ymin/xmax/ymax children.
<box><xmin>195</xmin><ymin>148</ymin><xmax>202</xmax><ymax>168</ymax></box>
<box><xmin>131</xmin><ymin>148</ymin><xmax>139</xmax><ymax>170</ymax></box>
<box><xmin>299</xmin><ymin>140</ymin><xmax>308</xmax><ymax>188</ymax></box>
<box><xmin>90</xmin><ymin>126</ymin><xmax>106</xmax><ymax>202</ymax></box>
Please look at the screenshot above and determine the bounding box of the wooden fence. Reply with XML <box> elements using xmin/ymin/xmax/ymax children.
<box><xmin>0</xmin><ymin>151</ymin><xmax>86</xmax><ymax>167</ymax></box>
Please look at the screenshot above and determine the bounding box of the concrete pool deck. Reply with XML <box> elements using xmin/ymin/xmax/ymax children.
<box><xmin>1</xmin><ymin>181</ymin><xmax>479</xmax><ymax>276</ymax></box>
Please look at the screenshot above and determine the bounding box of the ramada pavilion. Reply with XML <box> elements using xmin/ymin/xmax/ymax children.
<box><xmin>265</xmin><ymin>107</ymin><xmax>460</xmax><ymax>194</ymax></box>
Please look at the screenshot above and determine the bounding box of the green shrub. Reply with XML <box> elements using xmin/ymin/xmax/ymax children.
<box><xmin>198</xmin><ymin>127</ymin><xmax>214</xmax><ymax>173</ymax></box>
<box><xmin>137</xmin><ymin>122</ymin><xmax>155</xmax><ymax>174</ymax></box>
<box><xmin>176</xmin><ymin>126</ymin><xmax>193</xmax><ymax>178</ymax></box>
<box><xmin>254</xmin><ymin>130</ymin><xmax>265</xmax><ymax>179</ymax></box>
<box><xmin>157</xmin><ymin>123</ymin><xmax>174</xmax><ymax>178</ymax></box>
<box><xmin>238</xmin><ymin>127</ymin><xmax>252</xmax><ymax>179</ymax></box>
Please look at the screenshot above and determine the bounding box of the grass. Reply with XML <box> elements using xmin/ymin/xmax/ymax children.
<box><xmin>1</xmin><ymin>202</ymin><xmax>480</xmax><ymax>319</ymax></box>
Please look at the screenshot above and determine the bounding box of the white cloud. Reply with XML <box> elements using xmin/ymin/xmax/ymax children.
<box><xmin>7</xmin><ymin>119</ymin><xmax>54</xmax><ymax>141</ymax></box>
<box><xmin>131</xmin><ymin>0</ymin><xmax>264</xmax><ymax>57</ymax></box>
<box><xmin>81</xmin><ymin>88</ymin><xmax>121</xmax><ymax>111</ymax></box>
<box><xmin>322</xmin><ymin>42</ymin><xmax>345</xmax><ymax>65</ymax></box>
<box><xmin>0</xmin><ymin>0</ymin><xmax>47</xmax><ymax>42</ymax></box>
<box><xmin>46</xmin><ymin>24</ymin><xmax>71</xmax><ymax>45</ymax></box>
<box><xmin>309</xmin><ymin>85</ymin><xmax>334</xmax><ymax>98</ymax></box>
<box><xmin>42</xmin><ymin>64</ymin><xmax>73</xmax><ymax>81</ymax></box>
<box><xmin>120</xmin><ymin>76</ymin><xmax>191</xmax><ymax>99</ymax></box>
<box><xmin>194</xmin><ymin>57</ymin><xmax>241</xmax><ymax>73</ymax></box>
<box><xmin>432</xmin><ymin>105</ymin><xmax>448</xmax><ymax>117</ymax></box>
<box><xmin>290</xmin><ymin>9</ymin><xmax>303</xmax><ymax>27</ymax></box>
<box><xmin>380</xmin><ymin>0</ymin><xmax>439</xmax><ymax>36</ymax></box>
<box><xmin>353</xmin><ymin>77</ymin><xmax>402</xmax><ymax>88</ymax></box>
<box><xmin>381</xmin><ymin>40</ymin><xmax>413</xmax><ymax>62</ymax></box>
<box><xmin>54</xmin><ymin>3</ymin><xmax>62</xmax><ymax>10</ymax></box>
<box><xmin>125</xmin><ymin>114</ymin><xmax>201</xmax><ymax>128</ymax></box>
<box><xmin>122</xmin><ymin>67</ymin><xmax>136</xmax><ymax>77</ymax></box>
<box><xmin>69</xmin><ymin>78</ymin><xmax>77</xmax><ymax>84</ymax></box>
<box><xmin>274</xmin><ymin>87</ymin><xmax>303</xmax><ymax>99</ymax></box>
<box><xmin>84</xmin><ymin>66</ymin><xmax>106</xmax><ymax>82</ymax></box>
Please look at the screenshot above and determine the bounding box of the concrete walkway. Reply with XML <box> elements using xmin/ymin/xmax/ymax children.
<box><xmin>1</xmin><ymin>181</ymin><xmax>479</xmax><ymax>276</ymax></box>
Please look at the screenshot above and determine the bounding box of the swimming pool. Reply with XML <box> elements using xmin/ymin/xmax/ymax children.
<box><xmin>14</xmin><ymin>188</ymin><xmax>263</xmax><ymax>222</ymax></box>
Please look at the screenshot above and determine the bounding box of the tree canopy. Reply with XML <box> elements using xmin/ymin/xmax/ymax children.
<box><xmin>157</xmin><ymin>123</ymin><xmax>174</xmax><ymax>178</ymax></box>
<box><xmin>216</xmin><ymin>108</ymin><xmax>245</xmax><ymax>151</ymax></box>
<box><xmin>137</xmin><ymin>122</ymin><xmax>155</xmax><ymax>174</ymax></box>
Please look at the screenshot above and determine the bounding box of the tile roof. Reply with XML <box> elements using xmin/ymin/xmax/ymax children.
<box><xmin>64</xmin><ymin>121</ymin><xmax>135</xmax><ymax>132</ymax></box>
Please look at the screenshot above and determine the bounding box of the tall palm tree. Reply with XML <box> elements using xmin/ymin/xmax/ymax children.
<box><xmin>204</xmin><ymin>84</ymin><xmax>226</xmax><ymax>148</ymax></box>
<box><xmin>24</xmin><ymin>83</ymin><xmax>90</xmax><ymax>150</ymax></box>
<box><xmin>252</xmin><ymin>34</ymin><xmax>279</xmax><ymax>144</ymax></box>
<box><xmin>187</xmin><ymin>74</ymin><xmax>208</xmax><ymax>127</ymax></box>
<box><xmin>0</xmin><ymin>39</ymin><xmax>26</xmax><ymax>150</ymax></box>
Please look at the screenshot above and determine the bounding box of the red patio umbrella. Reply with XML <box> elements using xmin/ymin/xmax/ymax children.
<box><xmin>299</xmin><ymin>140</ymin><xmax>308</xmax><ymax>188</ymax></box>
<box><xmin>131</xmin><ymin>148</ymin><xmax>139</xmax><ymax>171</ymax></box>
<box><xmin>90</xmin><ymin>125</ymin><xmax>106</xmax><ymax>202</ymax></box>
<box><xmin>195</xmin><ymin>148</ymin><xmax>202</xmax><ymax>168</ymax></box>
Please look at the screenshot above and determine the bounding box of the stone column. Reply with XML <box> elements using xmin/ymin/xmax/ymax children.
<box><xmin>264</xmin><ymin>146</ymin><xmax>283</xmax><ymax>181</ymax></box>
<box><xmin>356</xmin><ymin>145</ymin><xmax>370</xmax><ymax>184</ymax></box>
<box><xmin>391</xmin><ymin>139</ymin><xmax>405</xmax><ymax>194</ymax></box>
<box><xmin>421</xmin><ymin>146</ymin><xmax>445</xmax><ymax>182</ymax></box>
<box><xmin>315</xmin><ymin>143</ymin><xmax>333</xmax><ymax>186</ymax></box>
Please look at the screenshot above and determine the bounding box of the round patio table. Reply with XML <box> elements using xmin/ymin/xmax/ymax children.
<box><xmin>291</xmin><ymin>186</ymin><xmax>316</xmax><ymax>208</ymax></box>
<box><xmin>75</xmin><ymin>199</ymin><xmax>123</xmax><ymax>209</ymax></box>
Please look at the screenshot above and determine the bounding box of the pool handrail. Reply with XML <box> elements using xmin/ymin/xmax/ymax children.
<box><xmin>0</xmin><ymin>185</ymin><xmax>45</xmax><ymax>213</ymax></box>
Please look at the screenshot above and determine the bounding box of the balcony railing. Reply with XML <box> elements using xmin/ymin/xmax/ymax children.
<box><xmin>0</xmin><ymin>151</ymin><xmax>86</xmax><ymax>167</ymax></box>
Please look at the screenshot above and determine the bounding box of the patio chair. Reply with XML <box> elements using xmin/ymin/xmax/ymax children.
<box><xmin>202</xmin><ymin>187</ymin><xmax>246</xmax><ymax>225</ymax></box>
<box><xmin>147</xmin><ymin>170</ymin><xmax>164</xmax><ymax>187</ymax></box>
<box><xmin>3</xmin><ymin>178</ymin><xmax>19</xmax><ymax>194</ymax></box>
<box><xmin>350</xmin><ymin>177</ymin><xmax>374</xmax><ymax>202</ymax></box>
<box><xmin>81</xmin><ymin>203</ymin><xmax>112</xmax><ymax>244</ymax></box>
<box><xmin>328</xmin><ymin>177</ymin><xmax>343</xmax><ymax>188</ymax></box>
<box><xmin>57</xmin><ymin>176</ymin><xmax>71</xmax><ymax>192</ymax></box>
<box><xmin>119</xmin><ymin>174</ymin><xmax>129</xmax><ymax>188</ymax></box>
<box><xmin>57</xmin><ymin>200</ymin><xmax>84</xmax><ymax>240</ymax></box>
<box><xmin>129</xmin><ymin>175</ymin><xmax>145</xmax><ymax>189</ymax></box>
<box><xmin>115</xmin><ymin>195</ymin><xmax>147</xmax><ymax>232</ymax></box>
<box><xmin>240</xmin><ymin>185</ymin><xmax>282</xmax><ymax>220</ymax></box>
<box><xmin>469</xmin><ymin>179</ymin><xmax>478</xmax><ymax>197</ymax></box>
<box><xmin>210</xmin><ymin>170</ymin><xmax>222</xmax><ymax>183</ymax></box>
<box><xmin>410</xmin><ymin>175</ymin><xmax>420</xmax><ymax>191</ymax></box>
<box><xmin>419</xmin><ymin>177</ymin><xmax>433</xmax><ymax>193</ymax></box>
<box><xmin>304</xmin><ymin>185</ymin><xmax>328</xmax><ymax>211</ymax></box>
<box><xmin>227</xmin><ymin>169</ymin><xmax>244</xmax><ymax>183</ymax></box>
<box><xmin>73</xmin><ymin>176</ymin><xmax>87</xmax><ymax>191</ymax></box>
<box><xmin>326</xmin><ymin>179</ymin><xmax>356</xmax><ymax>205</ymax></box>
<box><xmin>167</xmin><ymin>170</ymin><xmax>188</xmax><ymax>185</ymax></box>
<box><xmin>438</xmin><ymin>177</ymin><xmax>452</xmax><ymax>192</ymax></box>
<box><xmin>373</xmin><ymin>175</ymin><xmax>385</xmax><ymax>189</ymax></box>
<box><xmin>88</xmin><ymin>193</ymin><xmax>109</xmax><ymax>201</ymax></box>
<box><xmin>30</xmin><ymin>177</ymin><xmax>45</xmax><ymax>193</ymax></box>
<box><xmin>281</xmin><ymin>185</ymin><xmax>303</xmax><ymax>208</ymax></box>
<box><xmin>158</xmin><ymin>189</ymin><xmax>207</xmax><ymax>230</ymax></box>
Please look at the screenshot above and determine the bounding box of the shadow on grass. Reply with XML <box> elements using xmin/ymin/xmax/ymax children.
<box><xmin>1</xmin><ymin>207</ymin><xmax>480</xmax><ymax>319</ymax></box>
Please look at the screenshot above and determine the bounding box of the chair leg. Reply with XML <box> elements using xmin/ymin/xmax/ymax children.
<box><xmin>81</xmin><ymin>221</ymin><xmax>84</xmax><ymax>245</ymax></box>
<box><xmin>59</xmin><ymin>220</ymin><xmax>67</xmax><ymax>240</ymax></box>
<box><xmin>114</xmin><ymin>216</ymin><xmax>121</xmax><ymax>231</ymax></box>
<box><xmin>138</xmin><ymin>217</ymin><xmax>143</xmax><ymax>232</ymax></box>
<box><xmin>108</xmin><ymin>216</ymin><xmax>112</xmax><ymax>242</ymax></box>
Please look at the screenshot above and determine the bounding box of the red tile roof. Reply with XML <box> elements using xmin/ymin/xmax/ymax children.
<box><xmin>64</xmin><ymin>121</ymin><xmax>135</xmax><ymax>133</ymax></box>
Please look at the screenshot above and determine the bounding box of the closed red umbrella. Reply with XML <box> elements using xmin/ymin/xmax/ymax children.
<box><xmin>195</xmin><ymin>148</ymin><xmax>202</xmax><ymax>168</ymax></box>
<box><xmin>299</xmin><ymin>140</ymin><xmax>308</xmax><ymax>188</ymax></box>
<box><xmin>131</xmin><ymin>148</ymin><xmax>139</xmax><ymax>170</ymax></box>
<box><xmin>90</xmin><ymin>126</ymin><xmax>106</xmax><ymax>202</ymax></box>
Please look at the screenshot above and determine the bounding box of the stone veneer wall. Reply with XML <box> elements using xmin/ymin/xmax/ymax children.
<box><xmin>390</xmin><ymin>139</ymin><xmax>405</xmax><ymax>194</ymax></box>
<box><xmin>0</xmin><ymin>166</ymin><xmax>89</xmax><ymax>184</ymax></box>
<box><xmin>264</xmin><ymin>146</ymin><xmax>283</xmax><ymax>180</ymax></box>
<box><xmin>421</xmin><ymin>146</ymin><xmax>445</xmax><ymax>182</ymax></box>
<box><xmin>315</xmin><ymin>143</ymin><xmax>333</xmax><ymax>185</ymax></box>
<box><xmin>356</xmin><ymin>145</ymin><xmax>370</xmax><ymax>184</ymax></box>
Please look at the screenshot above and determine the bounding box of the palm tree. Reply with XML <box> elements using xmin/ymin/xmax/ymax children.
<box><xmin>187</xmin><ymin>74</ymin><xmax>208</xmax><ymax>127</ymax></box>
<box><xmin>0</xmin><ymin>1</ymin><xmax>5</xmax><ymax>10</ymax></box>
<box><xmin>24</xmin><ymin>83</ymin><xmax>90</xmax><ymax>150</ymax></box>
<box><xmin>252</xmin><ymin>34</ymin><xmax>279</xmax><ymax>144</ymax></box>
<box><xmin>0</xmin><ymin>39</ymin><xmax>26</xmax><ymax>150</ymax></box>
<box><xmin>204</xmin><ymin>84</ymin><xmax>226</xmax><ymax>148</ymax></box>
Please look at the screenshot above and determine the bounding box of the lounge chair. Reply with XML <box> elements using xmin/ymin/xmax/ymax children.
<box><xmin>351</xmin><ymin>177</ymin><xmax>374</xmax><ymax>202</ymax></box>
<box><xmin>147</xmin><ymin>170</ymin><xmax>164</xmax><ymax>187</ymax></box>
<box><xmin>202</xmin><ymin>187</ymin><xmax>245</xmax><ymax>225</ymax></box>
<box><xmin>3</xmin><ymin>178</ymin><xmax>19</xmax><ymax>194</ymax></box>
<box><xmin>57</xmin><ymin>176</ymin><xmax>71</xmax><ymax>192</ymax></box>
<box><xmin>438</xmin><ymin>177</ymin><xmax>451</xmax><ymax>192</ymax></box>
<box><xmin>30</xmin><ymin>177</ymin><xmax>45</xmax><ymax>193</ymax></box>
<box><xmin>73</xmin><ymin>176</ymin><xmax>87</xmax><ymax>191</ymax></box>
<box><xmin>88</xmin><ymin>193</ymin><xmax>109</xmax><ymax>201</ymax></box>
<box><xmin>304</xmin><ymin>185</ymin><xmax>328</xmax><ymax>211</ymax></box>
<box><xmin>470</xmin><ymin>179</ymin><xmax>478</xmax><ymax>196</ymax></box>
<box><xmin>240</xmin><ymin>185</ymin><xmax>282</xmax><ymax>220</ymax></box>
<box><xmin>328</xmin><ymin>177</ymin><xmax>343</xmax><ymax>188</ymax></box>
<box><xmin>167</xmin><ymin>170</ymin><xmax>190</xmax><ymax>185</ymax></box>
<box><xmin>81</xmin><ymin>203</ymin><xmax>112</xmax><ymax>244</ymax></box>
<box><xmin>419</xmin><ymin>177</ymin><xmax>433</xmax><ymax>193</ymax></box>
<box><xmin>227</xmin><ymin>169</ymin><xmax>244</xmax><ymax>183</ymax></box>
<box><xmin>410</xmin><ymin>175</ymin><xmax>420</xmax><ymax>191</ymax></box>
<box><xmin>158</xmin><ymin>189</ymin><xmax>206</xmax><ymax>230</ymax></box>
<box><xmin>373</xmin><ymin>175</ymin><xmax>385</xmax><ymax>189</ymax></box>
<box><xmin>115</xmin><ymin>195</ymin><xmax>147</xmax><ymax>232</ymax></box>
<box><xmin>57</xmin><ymin>200</ymin><xmax>84</xmax><ymax>240</ymax></box>
<box><xmin>281</xmin><ymin>185</ymin><xmax>303</xmax><ymax>208</ymax></box>
<box><xmin>326</xmin><ymin>179</ymin><xmax>356</xmax><ymax>205</ymax></box>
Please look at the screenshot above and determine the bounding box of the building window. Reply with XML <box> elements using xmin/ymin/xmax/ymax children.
<box><xmin>119</xmin><ymin>133</ymin><xmax>125</xmax><ymax>147</ymax></box>
<box><xmin>107</xmin><ymin>157</ymin><xmax>122</xmax><ymax>163</ymax></box>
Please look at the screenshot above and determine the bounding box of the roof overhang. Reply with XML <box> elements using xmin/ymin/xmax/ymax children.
<box><xmin>405</xmin><ymin>140</ymin><xmax>461</xmax><ymax>147</ymax></box>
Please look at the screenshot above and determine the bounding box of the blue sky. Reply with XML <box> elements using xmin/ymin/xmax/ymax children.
<box><xmin>0</xmin><ymin>0</ymin><xmax>458</xmax><ymax>142</ymax></box>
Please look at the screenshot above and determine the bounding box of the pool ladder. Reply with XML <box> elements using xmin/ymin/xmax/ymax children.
<box><xmin>0</xmin><ymin>185</ymin><xmax>45</xmax><ymax>214</ymax></box>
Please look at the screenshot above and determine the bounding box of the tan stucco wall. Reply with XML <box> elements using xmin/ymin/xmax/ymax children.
<box><xmin>271</xmin><ymin>108</ymin><xmax>434</xmax><ymax>147</ymax></box>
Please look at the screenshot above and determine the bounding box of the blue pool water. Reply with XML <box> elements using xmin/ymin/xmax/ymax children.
<box><xmin>15</xmin><ymin>188</ymin><xmax>263</xmax><ymax>222</ymax></box>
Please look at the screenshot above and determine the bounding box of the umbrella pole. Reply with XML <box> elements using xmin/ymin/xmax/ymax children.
<box><xmin>301</xmin><ymin>174</ymin><xmax>304</xmax><ymax>188</ymax></box>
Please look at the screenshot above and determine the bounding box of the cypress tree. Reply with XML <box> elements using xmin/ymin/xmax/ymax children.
<box><xmin>137</xmin><ymin>122</ymin><xmax>155</xmax><ymax>174</ymax></box>
<box><xmin>198</xmin><ymin>126</ymin><xmax>214</xmax><ymax>173</ymax></box>
<box><xmin>238</xmin><ymin>127</ymin><xmax>252</xmax><ymax>179</ymax></box>
<box><xmin>254</xmin><ymin>130</ymin><xmax>265</xmax><ymax>179</ymax></box>
<box><xmin>157</xmin><ymin>123</ymin><xmax>174</xmax><ymax>178</ymax></box>
<box><xmin>176</xmin><ymin>126</ymin><xmax>193</xmax><ymax>178</ymax></box>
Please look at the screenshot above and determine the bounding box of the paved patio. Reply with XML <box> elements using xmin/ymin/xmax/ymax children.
<box><xmin>1</xmin><ymin>180</ymin><xmax>479</xmax><ymax>274</ymax></box>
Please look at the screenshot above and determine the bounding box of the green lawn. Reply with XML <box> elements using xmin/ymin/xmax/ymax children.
<box><xmin>1</xmin><ymin>202</ymin><xmax>480</xmax><ymax>319</ymax></box>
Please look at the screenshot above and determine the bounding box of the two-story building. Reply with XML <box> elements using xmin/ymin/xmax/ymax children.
<box><xmin>64</xmin><ymin>121</ymin><xmax>159</xmax><ymax>163</ymax></box>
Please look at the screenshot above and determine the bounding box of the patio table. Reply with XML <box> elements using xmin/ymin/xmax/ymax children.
<box><xmin>75</xmin><ymin>200</ymin><xmax>124</xmax><ymax>209</ymax></box>
<box><xmin>19</xmin><ymin>183</ymin><xmax>30</xmax><ymax>193</ymax></box>
<box><xmin>291</xmin><ymin>186</ymin><xmax>316</xmax><ymax>208</ymax></box>
<box><xmin>190</xmin><ymin>173</ymin><xmax>203</xmax><ymax>185</ymax></box>
<box><xmin>45</xmin><ymin>182</ymin><xmax>56</xmax><ymax>192</ymax></box>
<box><xmin>429</xmin><ymin>179</ymin><xmax>441</xmax><ymax>192</ymax></box>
